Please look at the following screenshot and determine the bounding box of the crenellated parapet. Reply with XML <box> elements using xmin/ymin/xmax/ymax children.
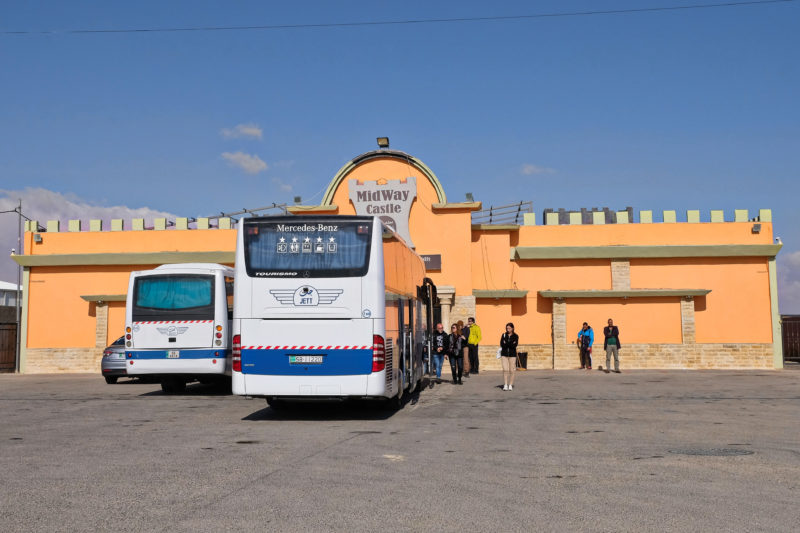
<box><xmin>24</xmin><ymin>217</ymin><xmax>234</xmax><ymax>233</ymax></box>
<box><xmin>536</xmin><ymin>208</ymin><xmax>772</xmax><ymax>226</ymax></box>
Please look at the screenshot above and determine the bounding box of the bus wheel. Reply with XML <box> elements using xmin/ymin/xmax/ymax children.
<box><xmin>387</xmin><ymin>390</ymin><xmax>403</xmax><ymax>410</ymax></box>
<box><xmin>104</xmin><ymin>376</ymin><xmax>118</xmax><ymax>385</ymax></box>
<box><xmin>161</xmin><ymin>378</ymin><xmax>186</xmax><ymax>395</ymax></box>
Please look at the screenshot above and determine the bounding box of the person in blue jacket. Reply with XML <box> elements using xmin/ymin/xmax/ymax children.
<box><xmin>577</xmin><ymin>322</ymin><xmax>594</xmax><ymax>370</ymax></box>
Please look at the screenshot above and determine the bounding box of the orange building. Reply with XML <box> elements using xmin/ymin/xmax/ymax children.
<box><xmin>12</xmin><ymin>147</ymin><xmax>783</xmax><ymax>373</ymax></box>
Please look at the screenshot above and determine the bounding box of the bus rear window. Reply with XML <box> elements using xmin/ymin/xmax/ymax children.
<box><xmin>132</xmin><ymin>275</ymin><xmax>214</xmax><ymax>321</ymax></box>
<box><xmin>244</xmin><ymin>219</ymin><xmax>372</xmax><ymax>278</ymax></box>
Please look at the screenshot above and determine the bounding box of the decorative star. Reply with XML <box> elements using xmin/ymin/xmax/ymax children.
<box><xmin>279</xmin><ymin>237</ymin><xmax>285</xmax><ymax>243</ymax></box>
<box><xmin>304</xmin><ymin>237</ymin><xmax>310</xmax><ymax>243</ymax></box>
<box><xmin>291</xmin><ymin>237</ymin><xmax>298</xmax><ymax>243</ymax></box>
<box><xmin>329</xmin><ymin>237</ymin><xmax>336</xmax><ymax>243</ymax></box>
<box><xmin>316</xmin><ymin>237</ymin><xmax>323</xmax><ymax>243</ymax></box>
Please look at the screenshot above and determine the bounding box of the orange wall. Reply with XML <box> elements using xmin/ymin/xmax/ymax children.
<box><xmin>28</xmin><ymin>265</ymin><xmax>149</xmax><ymax>348</ymax></box>
<box><xmin>566</xmin><ymin>298</ymin><xmax>683</xmax><ymax>345</ymax></box>
<box><xmin>517</xmin><ymin>221</ymin><xmax>773</xmax><ymax>247</ymax></box>
<box><xmin>107</xmin><ymin>302</ymin><xmax>125</xmax><ymax>344</ymax></box>
<box><xmin>630</xmin><ymin>258</ymin><xmax>772</xmax><ymax>343</ymax></box>
<box><xmin>477</xmin><ymin>296</ymin><xmax>553</xmax><ymax>344</ymax></box>
<box><xmin>26</xmin><ymin>227</ymin><xmax>236</xmax><ymax>255</ymax></box>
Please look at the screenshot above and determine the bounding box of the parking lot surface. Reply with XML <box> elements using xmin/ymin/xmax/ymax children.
<box><xmin>1</xmin><ymin>368</ymin><xmax>799</xmax><ymax>532</ymax></box>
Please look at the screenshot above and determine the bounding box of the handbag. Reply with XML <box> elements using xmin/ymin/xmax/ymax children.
<box><xmin>496</xmin><ymin>347</ymin><xmax>502</xmax><ymax>359</ymax></box>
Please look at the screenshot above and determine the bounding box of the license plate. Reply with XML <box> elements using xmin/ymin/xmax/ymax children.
<box><xmin>167</xmin><ymin>350</ymin><xmax>180</xmax><ymax>359</ymax></box>
<box><xmin>117</xmin><ymin>353</ymin><xmax>126</xmax><ymax>359</ymax></box>
<box><xmin>289</xmin><ymin>355</ymin><xmax>323</xmax><ymax>364</ymax></box>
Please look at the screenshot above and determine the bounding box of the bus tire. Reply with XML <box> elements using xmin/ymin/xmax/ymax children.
<box><xmin>161</xmin><ymin>378</ymin><xmax>186</xmax><ymax>395</ymax></box>
<box><xmin>387</xmin><ymin>390</ymin><xmax>403</xmax><ymax>410</ymax></box>
<box><xmin>104</xmin><ymin>376</ymin><xmax>118</xmax><ymax>385</ymax></box>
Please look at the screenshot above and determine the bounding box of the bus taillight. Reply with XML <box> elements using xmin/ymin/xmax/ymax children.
<box><xmin>232</xmin><ymin>334</ymin><xmax>242</xmax><ymax>372</ymax></box>
<box><xmin>372</xmin><ymin>335</ymin><xmax>385</xmax><ymax>372</ymax></box>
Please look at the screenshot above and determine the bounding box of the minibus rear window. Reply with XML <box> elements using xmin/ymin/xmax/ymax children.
<box><xmin>132</xmin><ymin>275</ymin><xmax>214</xmax><ymax>321</ymax></box>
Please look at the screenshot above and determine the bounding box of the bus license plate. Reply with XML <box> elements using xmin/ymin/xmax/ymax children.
<box><xmin>290</xmin><ymin>355</ymin><xmax>323</xmax><ymax>364</ymax></box>
<box><xmin>167</xmin><ymin>350</ymin><xmax>180</xmax><ymax>358</ymax></box>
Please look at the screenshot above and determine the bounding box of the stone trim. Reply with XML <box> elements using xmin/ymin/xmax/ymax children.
<box><xmin>680</xmin><ymin>297</ymin><xmax>696</xmax><ymax>344</ymax></box>
<box><xmin>95</xmin><ymin>303</ymin><xmax>108</xmax><ymax>349</ymax></box>
<box><xmin>539</xmin><ymin>289</ymin><xmax>711</xmax><ymax>298</ymax></box>
<box><xmin>514</xmin><ymin>244</ymin><xmax>782</xmax><ymax>260</ymax></box>
<box><xmin>12</xmin><ymin>251</ymin><xmax>235</xmax><ymax>267</ymax></box>
<box><xmin>611</xmin><ymin>259</ymin><xmax>630</xmax><ymax>290</ymax></box>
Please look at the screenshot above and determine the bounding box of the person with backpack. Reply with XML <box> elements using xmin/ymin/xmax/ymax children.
<box><xmin>577</xmin><ymin>322</ymin><xmax>594</xmax><ymax>370</ymax></box>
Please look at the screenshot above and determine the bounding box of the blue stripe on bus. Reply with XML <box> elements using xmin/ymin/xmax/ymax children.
<box><xmin>241</xmin><ymin>349</ymin><xmax>373</xmax><ymax>376</ymax></box>
<box><xmin>126</xmin><ymin>349</ymin><xmax>230</xmax><ymax>360</ymax></box>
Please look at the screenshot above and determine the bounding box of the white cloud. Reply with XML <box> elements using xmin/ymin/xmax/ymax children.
<box><xmin>778</xmin><ymin>249</ymin><xmax>800</xmax><ymax>314</ymax></box>
<box><xmin>0</xmin><ymin>188</ymin><xmax>178</xmax><ymax>283</ymax></box>
<box><xmin>220</xmin><ymin>123</ymin><xmax>263</xmax><ymax>140</ymax></box>
<box><xmin>521</xmin><ymin>163</ymin><xmax>556</xmax><ymax>175</ymax></box>
<box><xmin>221</xmin><ymin>151</ymin><xmax>268</xmax><ymax>175</ymax></box>
<box><xmin>271</xmin><ymin>178</ymin><xmax>293</xmax><ymax>193</ymax></box>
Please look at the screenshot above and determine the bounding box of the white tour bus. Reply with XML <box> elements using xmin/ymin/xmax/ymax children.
<box><xmin>232</xmin><ymin>215</ymin><xmax>435</xmax><ymax>408</ymax></box>
<box><xmin>124</xmin><ymin>263</ymin><xmax>234</xmax><ymax>394</ymax></box>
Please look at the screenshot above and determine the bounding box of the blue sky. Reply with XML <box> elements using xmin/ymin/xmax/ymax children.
<box><xmin>1</xmin><ymin>0</ymin><xmax>799</xmax><ymax>308</ymax></box>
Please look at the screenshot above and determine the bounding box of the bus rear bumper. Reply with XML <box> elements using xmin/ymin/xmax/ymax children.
<box><xmin>233</xmin><ymin>370</ymin><xmax>389</xmax><ymax>398</ymax></box>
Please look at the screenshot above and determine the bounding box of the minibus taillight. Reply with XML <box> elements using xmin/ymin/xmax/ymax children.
<box><xmin>232</xmin><ymin>334</ymin><xmax>242</xmax><ymax>372</ymax></box>
<box><xmin>372</xmin><ymin>335</ymin><xmax>385</xmax><ymax>372</ymax></box>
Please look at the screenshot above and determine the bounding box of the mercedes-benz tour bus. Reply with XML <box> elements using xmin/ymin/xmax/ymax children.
<box><xmin>124</xmin><ymin>263</ymin><xmax>234</xmax><ymax>394</ymax></box>
<box><xmin>232</xmin><ymin>215</ymin><xmax>434</xmax><ymax>408</ymax></box>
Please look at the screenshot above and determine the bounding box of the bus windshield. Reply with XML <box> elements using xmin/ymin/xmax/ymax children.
<box><xmin>132</xmin><ymin>275</ymin><xmax>214</xmax><ymax>321</ymax></box>
<box><xmin>244</xmin><ymin>219</ymin><xmax>372</xmax><ymax>278</ymax></box>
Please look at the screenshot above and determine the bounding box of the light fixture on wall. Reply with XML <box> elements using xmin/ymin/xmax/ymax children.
<box><xmin>752</xmin><ymin>223</ymin><xmax>761</xmax><ymax>234</ymax></box>
<box><xmin>33</xmin><ymin>233</ymin><xmax>43</xmax><ymax>243</ymax></box>
<box><xmin>376</xmin><ymin>137</ymin><xmax>390</xmax><ymax>149</ymax></box>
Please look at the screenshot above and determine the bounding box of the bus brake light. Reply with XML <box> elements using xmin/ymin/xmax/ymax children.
<box><xmin>232</xmin><ymin>335</ymin><xmax>242</xmax><ymax>372</ymax></box>
<box><xmin>372</xmin><ymin>335</ymin><xmax>385</xmax><ymax>372</ymax></box>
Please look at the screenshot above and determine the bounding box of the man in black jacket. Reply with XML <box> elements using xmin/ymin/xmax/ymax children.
<box><xmin>603</xmin><ymin>318</ymin><xmax>621</xmax><ymax>373</ymax></box>
<box><xmin>431</xmin><ymin>323</ymin><xmax>449</xmax><ymax>383</ymax></box>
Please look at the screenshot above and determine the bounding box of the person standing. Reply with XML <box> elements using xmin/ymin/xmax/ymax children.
<box><xmin>459</xmin><ymin>319</ymin><xmax>470</xmax><ymax>377</ymax></box>
<box><xmin>466</xmin><ymin>317</ymin><xmax>482</xmax><ymax>375</ymax></box>
<box><xmin>448</xmin><ymin>323</ymin><xmax>465</xmax><ymax>384</ymax></box>
<box><xmin>432</xmin><ymin>323</ymin><xmax>449</xmax><ymax>383</ymax></box>
<box><xmin>603</xmin><ymin>318</ymin><xmax>621</xmax><ymax>373</ymax></box>
<box><xmin>577</xmin><ymin>322</ymin><xmax>594</xmax><ymax>370</ymax></box>
<box><xmin>500</xmin><ymin>323</ymin><xmax>519</xmax><ymax>391</ymax></box>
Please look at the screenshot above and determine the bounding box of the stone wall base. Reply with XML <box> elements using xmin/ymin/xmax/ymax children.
<box><xmin>479</xmin><ymin>343</ymin><xmax>775</xmax><ymax>370</ymax></box>
<box><xmin>24</xmin><ymin>343</ymin><xmax>775</xmax><ymax>373</ymax></box>
<box><xmin>25</xmin><ymin>347</ymin><xmax>103</xmax><ymax>374</ymax></box>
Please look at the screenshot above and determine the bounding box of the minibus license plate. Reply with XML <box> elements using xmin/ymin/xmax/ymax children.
<box><xmin>290</xmin><ymin>355</ymin><xmax>323</xmax><ymax>364</ymax></box>
<box><xmin>167</xmin><ymin>350</ymin><xmax>180</xmax><ymax>358</ymax></box>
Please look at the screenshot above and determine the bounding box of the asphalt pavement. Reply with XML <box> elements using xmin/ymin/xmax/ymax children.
<box><xmin>1</xmin><ymin>367</ymin><xmax>799</xmax><ymax>532</ymax></box>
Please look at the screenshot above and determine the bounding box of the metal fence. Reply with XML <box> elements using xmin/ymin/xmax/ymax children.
<box><xmin>0</xmin><ymin>324</ymin><xmax>16</xmax><ymax>373</ymax></box>
<box><xmin>472</xmin><ymin>201</ymin><xmax>533</xmax><ymax>225</ymax></box>
<box><xmin>781</xmin><ymin>315</ymin><xmax>800</xmax><ymax>363</ymax></box>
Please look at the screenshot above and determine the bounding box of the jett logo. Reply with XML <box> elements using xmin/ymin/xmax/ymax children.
<box><xmin>270</xmin><ymin>286</ymin><xmax>344</xmax><ymax>306</ymax></box>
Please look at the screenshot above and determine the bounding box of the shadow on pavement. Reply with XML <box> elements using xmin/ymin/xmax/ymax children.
<box><xmin>241</xmin><ymin>377</ymin><xmax>433</xmax><ymax>421</ymax></box>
